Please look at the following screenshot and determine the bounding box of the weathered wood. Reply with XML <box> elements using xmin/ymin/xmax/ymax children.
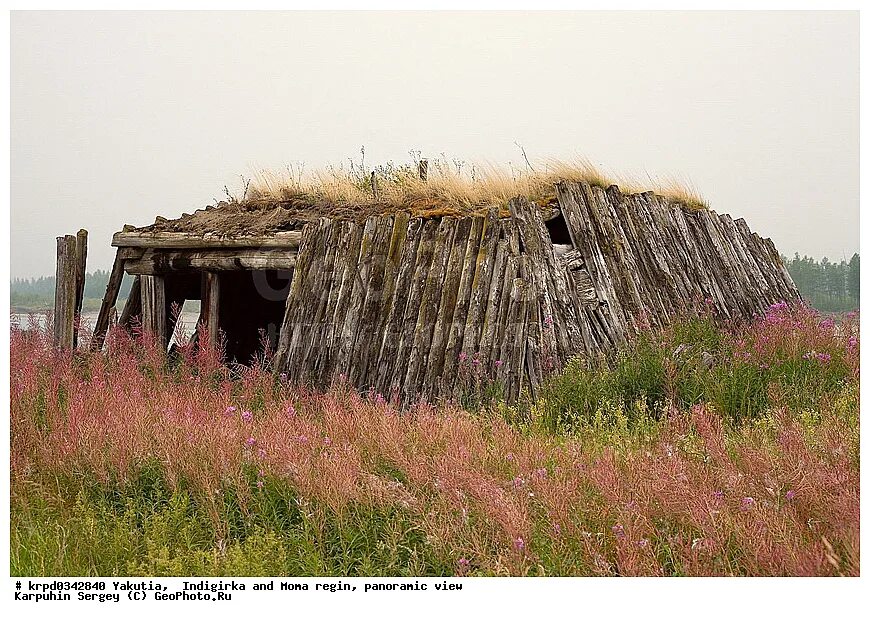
<box><xmin>140</xmin><ymin>275</ymin><xmax>167</xmax><ymax>346</ymax></box>
<box><xmin>404</xmin><ymin>218</ymin><xmax>456</xmax><ymax>400</ymax></box>
<box><xmin>90</xmin><ymin>249</ymin><xmax>126</xmax><ymax>351</ymax></box>
<box><xmin>113</xmin><ymin>230</ymin><xmax>302</xmax><ymax>249</ymax></box>
<box><xmin>439</xmin><ymin>216</ymin><xmax>485</xmax><ymax>396</ymax></box>
<box><xmin>72</xmin><ymin>229</ymin><xmax>88</xmax><ymax>348</ymax></box>
<box><xmin>269</xmin><ymin>179</ymin><xmax>800</xmax><ymax>406</ymax></box>
<box><xmin>424</xmin><ymin>217</ymin><xmax>472</xmax><ymax>399</ymax></box>
<box><xmin>201</xmin><ymin>272</ymin><xmax>220</xmax><ymax>348</ymax></box>
<box><xmin>53</xmin><ymin>235</ymin><xmax>77</xmax><ymax>349</ymax></box>
<box><xmin>123</xmin><ymin>249</ymin><xmax>297</xmax><ymax>275</ymax></box>
<box><xmin>118</xmin><ymin>276</ymin><xmax>142</xmax><ymax>330</ymax></box>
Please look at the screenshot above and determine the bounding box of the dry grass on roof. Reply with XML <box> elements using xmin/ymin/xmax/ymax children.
<box><xmin>243</xmin><ymin>156</ymin><xmax>709</xmax><ymax>219</ymax></box>
<box><xmin>137</xmin><ymin>157</ymin><xmax>709</xmax><ymax>235</ymax></box>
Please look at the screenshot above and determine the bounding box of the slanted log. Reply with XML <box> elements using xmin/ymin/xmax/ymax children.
<box><xmin>53</xmin><ymin>235</ymin><xmax>77</xmax><ymax>349</ymax></box>
<box><xmin>119</xmin><ymin>276</ymin><xmax>142</xmax><ymax>330</ymax></box>
<box><xmin>140</xmin><ymin>275</ymin><xmax>167</xmax><ymax>346</ymax></box>
<box><xmin>90</xmin><ymin>249</ymin><xmax>126</xmax><ymax>351</ymax></box>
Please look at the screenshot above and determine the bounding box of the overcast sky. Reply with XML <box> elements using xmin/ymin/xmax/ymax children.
<box><xmin>10</xmin><ymin>10</ymin><xmax>858</xmax><ymax>279</ymax></box>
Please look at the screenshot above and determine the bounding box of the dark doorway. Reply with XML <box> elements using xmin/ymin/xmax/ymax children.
<box><xmin>217</xmin><ymin>269</ymin><xmax>293</xmax><ymax>365</ymax></box>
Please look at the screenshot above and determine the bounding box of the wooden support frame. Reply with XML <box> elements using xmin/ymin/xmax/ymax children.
<box><xmin>112</xmin><ymin>230</ymin><xmax>301</xmax><ymax>250</ymax></box>
<box><xmin>123</xmin><ymin>248</ymin><xmax>297</xmax><ymax>275</ymax></box>
<box><xmin>140</xmin><ymin>275</ymin><xmax>167</xmax><ymax>345</ymax></box>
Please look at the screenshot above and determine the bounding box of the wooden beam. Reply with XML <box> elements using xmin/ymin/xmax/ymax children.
<box><xmin>72</xmin><ymin>229</ymin><xmax>88</xmax><ymax>348</ymax></box>
<box><xmin>90</xmin><ymin>249</ymin><xmax>126</xmax><ymax>351</ymax></box>
<box><xmin>112</xmin><ymin>230</ymin><xmax>302</xmax><ymax>249</ymax></box>
<box><xmin>123</xmin><ymin>249</ymin><xmax>297</xmax><ymax>275</ymax></box>
<box><xmin>118</xmin><ymin>276</ymin><xmax>142</xmax><ymax>330</ymax></box>
<box><xmin>53</xmin><ymin>235</ymin><xmax>77</xmax><ymax>350</ymax></box>
<box><xmin>201</xmin><ymin>272</ymin><xmax>220</xmax><ymax>348</ymax></box>
<box><xmin>140</xmin><ymin>275</ymin><xmax>167</xmax><ymax>346</ymax></box>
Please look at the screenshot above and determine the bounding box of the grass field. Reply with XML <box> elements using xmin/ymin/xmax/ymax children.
<box><xmin>10</xmin><ymin>303</ymin><xmax>859</xmax><ymax>576</ymax></box>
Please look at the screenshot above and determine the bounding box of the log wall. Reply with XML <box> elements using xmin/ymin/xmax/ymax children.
<box><xmin>274</xmin><ymin>181</ymin><xmax>801</xmax><ymax>404</ymax></box>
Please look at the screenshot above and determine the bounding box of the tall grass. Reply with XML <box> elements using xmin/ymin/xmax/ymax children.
<box><xmin>245</xmin><ymin>155</ymin><xmax>709</xmax><ymax>215</ymax></box>
<box><xmin>10</xmin><ymin>304</ymin><xmax>858</xmax><ymax>576</ymax></box>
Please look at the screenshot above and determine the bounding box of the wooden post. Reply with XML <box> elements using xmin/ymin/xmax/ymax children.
<box><xmin>90</xmin><ymin>249</ymin><xmax>126</xmax><ymax>351</ymax></box>
<box><xmin>53</xmin><ymin>235</ymin><xmax>77</xmax><ymax>349</ymax></box>
<box><xmin>201</xmin><ymin>271</ymin><xmax>220</xmax><ymax>348</ymax></box>
<box><xmin>140</xmin><ymin>275</ymin><xmax>166</xmax><ymax>346</ymax></box>
<box><xmin>72</xmin><ymin>229</ymin><xmax>88</xmax><ymax>348</ymax></box>
<box><xmin>418</xmin><ymin>159</ymin><xmax>428</xmax><ymax>182</ymax></box>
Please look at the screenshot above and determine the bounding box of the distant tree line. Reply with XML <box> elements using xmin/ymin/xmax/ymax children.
<box><xmin>782</xmin><ymin>253</ymin><xmax>859</xmax><ymax>313</ymax></box>
<box><xmin>10</xmin><ymin>253</ymin><xmax>860</xmax><ymax>313</ymax></box>
<box><xmin>11</xmin><ymin>270</ymin><xmax>134</xmax><ymax>310</ymax></box>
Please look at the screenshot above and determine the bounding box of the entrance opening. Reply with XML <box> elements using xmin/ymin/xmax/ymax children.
<box><xmin>217</xmin><ymin>269</ymin><xmax>293</xmax><ymax>365</ymax></box>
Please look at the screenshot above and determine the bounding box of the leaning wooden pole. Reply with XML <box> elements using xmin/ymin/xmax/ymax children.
<box><xmin>118</xmin><ymin>276</ymin><xmax>142</xmax><ymax>329</ymax></box>
<box><xmin>53</xmin><ymin>235</ymin><xmax>77</xmax><ymax>350</ymax></box>
<box><xmin>90</xmin><ymin>249</ymin><xmax>126</xmax><ymax>351</ymax></box>
<box><xmin>72</xmin><ymin>229</ymin><xmax>88</xmax><ymax>348</ymax></box>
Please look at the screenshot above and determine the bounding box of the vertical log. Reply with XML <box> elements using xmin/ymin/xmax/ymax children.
<box><xmin>53</xmin><ymin>235</ymin><xmax>77</xmax><ymax>350</ymax></box>
<box><xmin>201</xmin><ymin>271</ymin><xmax>220</xmax><ymax>349</ymax></box>
<box><xmin>140</xmin><ymin>274</ymin><xmax>167</xmax><ymax>347</ymax></box>
<box><xmin>72</xmin><ymin>229</ymin><xmax>88</xmax><ymax>348</ymax></box>
<box><xmin>90</xmin><ymin>249</ymin><xmax>125</xmax><ymax>351</ymax></box>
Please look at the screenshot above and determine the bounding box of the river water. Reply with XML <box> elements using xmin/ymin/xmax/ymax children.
<box><xmin>10</xmin><ymin>311</ymin><xmax>202</xmax><ymax>334</ymax></box>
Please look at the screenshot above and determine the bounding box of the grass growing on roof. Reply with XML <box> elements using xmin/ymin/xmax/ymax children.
<box><xmin>244</xmin><ymin>154</ymin><xmax>709</xmax><ymax>218</ymax></box>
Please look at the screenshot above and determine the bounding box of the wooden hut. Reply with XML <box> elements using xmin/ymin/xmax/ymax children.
<box><xmin>94</xmin><ymin>179</ymin><xmax>801</xmax><ymax>403</ymax></box>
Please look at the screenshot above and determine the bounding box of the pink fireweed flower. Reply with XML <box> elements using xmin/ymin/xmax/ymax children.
<box><xmin>257</xmin><ymin>448</ymin><xmax>266</xmax><ymax>459</ymax></box>
<box><xmin>241</xmin><ymin>410</ymin><xmax>253</xmax><ymax>422</ymax></box>
<box><xmin>513</xmin><ymin>537</ymin><xmax>526</xmax><ymax>552</ymax></box>
<box><xmin>819</xmin><ymin>318</ymin><xmax>835</xmax><ymax>330</ymax></box>
<box><xmin>534</xmin><ymin>467</ymin><xmax>547</xmax><ymax>479</ymax></box>
<box><xmin>817</xmin><ymin>353</ymin><xmax>831</xmax><ymax>364</ymax></box>
<box><xmin>505</xmin><ymin>453</ymin><xmax>514</xmax><ymax>462</ymax></box>
<box><xmin>285</xmin><ymin>405</ymin><xmax>296</xmax><ymax>417</ymax></box>
<box><xmin>257</xmin><ymin>469</ymin><xmax>266</xmax><ymax>477</ymax></box>
<box><xmin>512</xmin><ymin>476</ymin><xmax>525</xmax><ymax>489</ymax></box>
<box><xmin>296</xmin><ymin>435</ymin><xmax>308</xmax><ymax>444</ymax></box>
<box><xmin>256</xmin><ymin>480</ymin><xmax>264</xmax><ymax>489</ymax></box>
<box><xmin>785</xmin><ymin>490</ymin><xmax>796</xmax><ymax>501</ymax></box>
<box><xmin>472</xmin><ymin>357</ymin><xmax>481</xmax><ymax>366</ymax></box>
<box><xmin>543</xmin><ymin>315</ymin><xmax>554</xmax><ymax>327</ymax></box>
<box><xmin>612</xmin><ymin>524</ymin><xmax>626</xmax><ymax>539</ymax></box>
<box><xmin>224</xmin><ymin>405</ymin><xmax>236</xmax><ymax>417</ymax></box>
<box><xmin>712</xmin><ymin>490</ymin><xmax>724</xmax><ymax>501</ymax></box>
<box><xmin>494</xmin><ymin>359</ymin><xmax>504</xmax><ymax>368</ymax></box>
<box><xmin>741</xmin><ymin>497</ymin><xmax>755</xmax><ymax>511</ymax></box>
<box><xmin>458</xmin><ymin>352</ymin><xmax>468</xmax><ymax>362</ymax></box>
<box><xmin>457</xmin><ymin>557</ymin><xmax>470</xmax><ymax>568</ymax></box>
<box><xmin>638</xmin><ymin>538</ymin><xmax>649</xmax><ymax>548</ymax></box>
<box><xmin>244</xmin><ymin>437</ymin><xmax>256</xmax><ymax>447</ymax></box>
